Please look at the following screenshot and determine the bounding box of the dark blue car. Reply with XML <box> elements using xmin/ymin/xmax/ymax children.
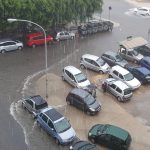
<box><xmin>127</xmin><ymin>66</ymin><xmax>150</xmax><ymax>84</ymax></box>
<box><xmin>139</xmin><ymin>56</ymin><xmax>150</xmax><ymax>70</ymax></box>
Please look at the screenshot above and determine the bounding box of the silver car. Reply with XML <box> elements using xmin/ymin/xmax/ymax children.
<box><xmin>80</xmin><ymin>54</ymin><xmax>110</xmax><ymax>74</ymax></box>
<box><xmin>62</xmin><ymin>66</ymin><xmax>91</xmax><ymax>88</ymax></box>
<box><xmin>56</xmin><ymin>31</ymin><xmax>75</xmax><ymax>41</ymax></box>
<box><xmin>0</xmin><ymin>40</ymin><xmax>23</xmax><ymax>53</ymax></box>
<box><xmin>102</xmin><ymin>78</ymin><xmax>133</xmax><ymax>101</ymax></box>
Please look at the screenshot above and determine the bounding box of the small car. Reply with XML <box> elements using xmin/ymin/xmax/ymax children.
<box><xmin>139</xmin><ymin>56</ymin><xmax>150</xmax><ymax>70</ymax></box>
<box><xmin>80</xmin><ymin>54</ymin><xmax>110</xmax><ymax>74</ymax></box>
<box><xmin>66</xmin><ymin>88</ymin><xmax>101</xmax><ymax>115</ymax></box>
<box><xmin>109</xmin><ymin>65</ymin><xmax>141</xmax><ymax>90</ymax></box>
<box><xmin>102</xmin><ymin>78</ymin><xmax>132</xmax><ymax>101</ymax></box>
<box><xmin>133</xmin><ymin>7</ymin><xmax>150</xmax><ymax>16</ymax></box>
<box><xmin>69</xmin><ymin>140</ymin><xmax>98</xmax><ymax>150</ymax></box>
<box><xmin>36</xmin><ymin>107</ymin><xmax>76</xmax><ymax>145</ymax></box>
<box><xmin>62</xmin><ymin>66</ymin><xmax>91</xmax><ymax>88</ymax></box>
<box><xmin>0</xmin><ymin>39</ymin><xmax>23</xmax><ymax>53</ymax></box>
<box><xmin>55</xmin><ymin>31</ymin><xmax>75</xmax><ymax>41</ymax></box>
<box><xmin>22</xmin><ymin>95</ymin><xmax>48</xmax><ymax>118</ymax></box>
<box><xmin>88</xmin><ymin>124</ymin><xmax>132</xmax><ymax>150</ymax></box>
<box><xmin>26</xmin><ymin>32</ymin><xmax>53</xmax><ymax>48</ymax></box>
<box><xmin>101</xmin><ymin>51</ymin><xmax>128</xmax><ymax>67</ymax></box>
<box><xmin>127</xmin><ymin>66</ymin><xmax>150</xmax><ymax>84</ymax></box>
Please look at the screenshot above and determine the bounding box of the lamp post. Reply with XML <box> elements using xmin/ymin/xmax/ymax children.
<box><xmin>7</xmin><ymin>18</ymin><xmax>48</xmax><ymax>99</ymax></box>
<box><xmin>108</xmin><ymin>6</ymin><xmax>112</xmax><ymax>21</ymax></box>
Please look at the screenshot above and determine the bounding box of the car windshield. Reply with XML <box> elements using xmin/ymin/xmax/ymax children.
<box><xmin>124</xmin><ymin>73</ymin><xmax>134</xmax><ymax>81</ymax></box>
<box><xmin>84</xmin><ymin>94</ymin><xmax>95</xmax><ymax>105</ymax></box>
<box><xmin>115</xmin><ymin>54</ymin><xmax>123</xmax><ymax>62</ymax></box>
<box><xmin>132</xmin><ymin>50</ymin><xmax>139</xmax><ymax>56</ymax></box>
<box><xmin>97</xmin><ymin>125</ymin><xmax>109</xmax><ymax>134</ymax></box>
<box><xmin>54</xmin><ymin>118</ymin><xmax>71</xmax><ymax>133</ymax></box>
<box><xmin>124</xmin><ymin>88</ymin><xmax>132</xmax><ymax>95</ymax></box>
<box><xmin>96</xmin><ymin>58</ymin><xmax>105</xmax><ymax>66</ymax></box>
<box><xmin>35</xmin><ymin>103</ymin><xmax>48</xmax><ymax>110</ymax></box>
<box><xmin>80</xmin><ymin>144</ymin><xmax>96</xmax><ymax>150</ymax></box>
<box><xmin>75</xmin><ymin>73</ymin><xmax>87</xmax><ymax>83</ymax></box>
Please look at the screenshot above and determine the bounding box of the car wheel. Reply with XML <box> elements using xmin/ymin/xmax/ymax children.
<box><xmin>31</xmin><ymin>114</ymin><xmax>36</xmax><ymax>119</ymax></box>
<box><xmin>90</xmin><ymin>138</ymin><xmax>95</xmax><ymax>144</ymax></box>
<box><xmin>37</xmin><ymin>121</ymin><xmax>41</xmax><ymax>127</ymax></box>
<box><xmin>99</xmin><ymin>70</ymin><xmax>104</xmax><ymax>74</ymax></box>
<box><xmin>62</xmin><ymin>76</ymin><xmax>65</xmax><ymax>81</ymax></box>
<box><xmin>86</xmin><ymin>110</ymin><xmax>91</xmax><ymax>115</ymax></box>
<box><xmin>117</xmin><ymin>96</ymin><xmax>122</xmax><ymax>101</ymax></box>
<box><xmin>1</xmin><ymin>49</ymin><xmax>6</xmax><ymax>53</ymax></box>
<box><xmin>18</xmin><ymin>46</ymin><xmax>23</xmax><ymax>50</ymax></box>
<box><xmin>80</xmin><ymin>64</ymin><xmax>86</xmax><ymax>69</ymax></box>
<box><xmin>57</xmin><ymin>38</ymin><xmax>60</xmax><ymax>42</ymax></box>
<box><xmin>109</xmin><ymin>74</ymin><xmax>112</xmax><ymax>78</ymax></box>
<box><xmin>32</xmin><ymin>44</ymin><xmax>36</xmax><ymax>48</ymax></box>
<box><xmin>71</xmin><ymin>36</ymin><xmax>74</xmax><ymax>39</ymax></box>
<box><xmin>55</xmin><ymin>138</ymin><xmax>60</xmax><ymax>145</ymax></box>
<box><xmin>103</xmin><ymin>25</ymin><xmax>109</xmax><ymax>31</ymax></box>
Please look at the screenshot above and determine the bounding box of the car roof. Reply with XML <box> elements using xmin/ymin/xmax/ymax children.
<box><xmin>138</xmin><ymin>7</ymin><xmax>150</xmax><ymax>10</ymax></box>
<box><xmin>70</xmin><ymin>88</ymin><xmax>89</xmax><ymax>98</ymax></box>
<box><xmin>136</xmin><ymin>67</ymin><xmax>150</xmax><ymax>75</ymax></box>
<box><xmin>64</xmin><ymin>66</ymin><xmax>81</xmax><ymax>75</ymax></box>
<box><xmin>0</xmin><ymin>39</ymin><xmax>12</xmax><ymax>43</ymax></box>
<box><xmin>42</xmin><ymin>107</ymin><xmax>63</xmax><ymax>122</ymax></box>
<box><xmin>143</xmin><ymin>56</ymin><xmax>150</xmax><ymax>62</ymax></box>
<box><xmin>119</xmin><ymin>37</ymin><xmax>148</xmax><ymax>49</ymax></box>
<box><xmin>113</xmin><ymin>80</ymin><xmax>129</xmax><ymax>90</ymax></box>
<box><xmin>112</xmin><ymin>65</ymin><xmax>129</xmax><ymax>75</ymax></box>
<box><xmin>82</xmin><ymin>54</ymin><xmax>99</xmax><ymax>61</ymax></box>
<box><xmin>30</xmin><ymin>95</ymin><xmax>47</xmax><ymax>105</ymax></box>
<box><xmin>103</xmin><ymin>51</ymin><xmax>117</xmax><ymax>57</ymax></box>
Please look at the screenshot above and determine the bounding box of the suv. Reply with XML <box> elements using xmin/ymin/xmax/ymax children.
<box><xmin>139</xmin><ymin>56</ymin><xmax>150</xmax><ymax>70</ymax></box>
<box><xmin>26</xmin><ymin>32</ymin><xmax>53</xmax><ymax>48</ymax></box>
<box><xmin>69</xmin><ymin>140</ymin><xmax>98</xmax><ymax>150</ymax></box>
<box><xmin>22</xmin><ymin>95</ymin><xmax>48</xmax><ymax>118</ymax></box>
<box><xmin>36</xmin><ymin>107</ymin><xmax>76</xmax><ymax>145</ymax></box>
<box><xmin>0</xmin><ymin>39</ymin><xmax>23</xmax><ymax>53</ymax></box>
<box><xmin>62</xmin><ymin>66</ymin><xmax>91</xmax><ymax>88</ymax></box>
<box><xmin>80</xmin><ymin>54</ymin><xmax>110</xmax><ymax>74</ymax></box>
<box><xmin>66</xmin><ymin>88</ymin><xmax>101</xmax><ymax>115</ymax></box>
<box><xmin>88</xmin><ymin>124</ymin><xmax>132</xmax><ymax>150</ymax></box>
<box><xmin>109</xmin><ymin>65</ymin><xmax>141</xmax><ymax>90</ymax></box>
<box><xmin>55</xmin><ymin>31</ymin><xmax>75</xmax><ymax>41</ymax></box>
<box><xmin>101</xmin><ymin>51</ymin><xmax>128</xmax><ymax>67</ymax></box>
<box><xmin>102</xmin><ymin>78</ymin><xmax>132</xmax><ymax>101</ymax></box>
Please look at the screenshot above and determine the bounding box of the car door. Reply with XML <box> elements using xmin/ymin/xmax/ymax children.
<box><xmin>40</xmin><ymin>114</ymin><xmax>49</xmax><ymax>131</ymax></box>
<box><xmin>98</xmin><ymin>134</ymin><xmax>112</xmax><ymax>147</ymax></box>
<box><xmin>108</xmin><ymin>84</ymin><xmax>117</xmax><ymax>96</ymax></box>
<box><xmin>132</xmin><ymin>69</ymin><xmax>143</xmax><ymax>82</ymax></box>
<box><xmin>25</xmin><ymin>99</ymin><xmax>34</xmax><ymax>113</ymax></box>
<box><xmin>115</xmin><ymin>87</ymin><xmax>122</xmax><ymax>98</ymax></box>
<box><xmin>3</xmin><ymin>42</ymin><xmax>14</xmax><ymax>51</ymax></box>
<box><xmin>112</xmin><ymin>70</ymin><xmax>119</xmax><ymax>79</ymax></box>
<box><xmin>119</xmin><ymin>48</ymin><xmax>127</xmax><ymax>59</ymax></box>
<box><xmin>73</xmin><ymin>95</ymin><xmax>84</xmax><ymax>110</ymax></box>
<box><xmin>47</xmin><ymin>119</ymin><xmax>56</xmax><ymax>137</ymax></box>
<box><xmin>64</xmin><ymin>70</ymin><xmax>75</xmax><ymax>86</ymax></box>
<box><xmin>64</xmin><ymin>31</ymin><xmax>70</xmax><ymax>39</ymax></box>
<box><xmin>59</xmin><ymin>32</ymin><xmax>65</xmax><ymax>40</ymax></box>
<box><xmin>126</xmin><ymin>51</ymin><xmax>134</xmax><ymax>61</ymax></box>
<box><xmin>91</xmin><ymin>60</ymin><xmax>100</xmax><ymax>71</ymax></box>
<box><xmin>83</xmin><ymin>58</ymin><xmax>92</xmax><ymax>69</ymax></box>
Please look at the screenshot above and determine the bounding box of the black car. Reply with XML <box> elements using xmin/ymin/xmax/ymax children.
<box><xmin>22</xmin><ymin>95</ymin><xmax>48</xmax><ymax>118</ymax></box>
<box><xmin>101</xmin><ymin>51</ymin><xmax>128</xmax><ymax>67</ymax></box>
<box><xmin>88</xmin><ymin>124</ymin><xmax>132</xmax><ymax>150</ymax></box>
<box><xmin>134</xmin><ymin>44</ymin><xmax>150</xmax><ymax>56</ymax></box>
<box><xmin>69</xmin><ymin>140</ymin><xmax>99</xmax><ymax>150</ymax></box>
<box><xmin>127</xmin><ymin>66</ymin><xmax>150</xmax><ymax>84</ymax></box>
<box><xmin>66</xmin><ymin>88</ymin><xmax>101</xmax><ymax>115</ymax></box>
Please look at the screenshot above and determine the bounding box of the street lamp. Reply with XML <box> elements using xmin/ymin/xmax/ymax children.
<box><xmin>108</xmin><ymin>6</ymin><xmax>112</xmax><ymax>21</ymax></box>
<box><xmin>7</xmin><ymin>18</ymin><xmax>48</xmax><ymax>99</ymax></box>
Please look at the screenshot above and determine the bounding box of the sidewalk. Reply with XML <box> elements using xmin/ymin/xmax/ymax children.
<box><xmin>35</xmin><ymin>73</ymin><xmax>150</xmax><ymax>150</ymax></box>
<box><xmin>125</xmin><ymin>0</ymin><xmax>150</xmax><ymax>7</ymax></box>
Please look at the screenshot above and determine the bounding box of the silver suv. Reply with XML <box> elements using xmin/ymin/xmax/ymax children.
<box><xmin>62</xmin><ymin>66</ymin><xmax>90</xmax><ymax>88</ymax></box>
<box><xmin>56</xmin><ymin>31</ymin><xmax>75</xmax><ymax>41</ymax></box>
<box><xmin>80</xmin><ymin>54</ymin><xmax>110</xmax><ymax>74</ymax></box>
<box><xmin>102</xmin><ymin>78</ymin><xmax>133</xmax><ymax>101</ymax></box>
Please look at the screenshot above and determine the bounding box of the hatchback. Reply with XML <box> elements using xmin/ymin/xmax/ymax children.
<box><xmin>133</xmin><ymin>7</ymin><xmax>150</xmax><ymax>16</ymax></box>
<box><xmin>88</xmin><ymin>124</ymin><xmax>132</xmax><ymax>150</ymax></box>
<box><xmin>101</xmin><ymin>51</ymin><xmax>128</xmax><ymax>67</ymax></box>
<box><xmin>80</xmin><ymin>54</ymin><xmax>110</xmax><ymax>74</ymax></box>
<box><xmin>127</xmin><ymin>66</ymin><xmax>150</xmax><ymax>84</ymax></box>
<box><xmin>26</xmin><ymin>32</ymin><xmax>53</xmax><ymax>48</ymax></box>
<box><xmin>0</xmin><ymin>40</ymin><xmax>23</xmax><ymax>53</ymax></box>
<box><xmin>109</xmin><ymin>65</ymin><xmax>141</xmax><ymax>90</ymax></box>
<box><xmin>36</xmin><ymin>107</ymin><xmax>76</xmax><ymax>145</ymax></box>
<box><xmin>66</xmin><ymin>88</ymin><xmax>101</xmax><ymax>115</ymax></box>
<box><xmin>69</xmin><ymin>140</ymin><xmax>98</xmax><ymax>150</ymax></box>
<box><xmin>55</xmin><ymin>31</ymin><xmax>75</xmax><ymax>41</ymax></box>
<box><xmin>102</xmin><ymin>78</ymin><xmax>132</xmax><ymax>101</ymax></box>
<box><xmin>139</xmin><ymin>56</ymin><xmax>150</xmax><ymax>70</ymax></box>
<box><xmin>22</xmin><ymin>95</ymin><xmax>48</xmax><ymax>118</ymax></box>
<box><xmin>62</xmin><ymin>66</ymin><xmax>91</xmax><ymax>88</ymax></box>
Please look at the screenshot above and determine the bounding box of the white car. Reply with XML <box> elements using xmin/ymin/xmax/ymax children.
<box><xmin>62</xmin><ymin>66</ymin><xmax>90</xmax><ymax>88</ymax></box>
<box><xmin>109</xmin><ymin>65</ymin><xmax>141</xmax><ymax>90</ymax></box>
<box><xmin>133</xmin><ymin>7</ymin><xmax>150</xmax><ymax>16</ymax></box>
<box><xmin>80</xmin><ymin>54</ymin><xmax>110</xmax><ymax>74</ymax></box>
<box><xmin>56</xmin><ymin>31</ymin><xmax>75</xmax><ymax>41</ymax></box>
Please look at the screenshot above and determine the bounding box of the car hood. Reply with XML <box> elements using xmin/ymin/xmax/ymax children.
<box><xmin>89</xmin><ymin>100</ymin><xmax>101</xmax><ymax>110</ymax></box>
<box><xmin>125</xmin><ymin>78</ymin><xmax>141</xmax><ymax>89</ymax></box>
<box><xmin>116</xmin><ymin>60</ymin><xmax>128</xmax><ymax>67</ymax></box>
<box><xmin>89</xmin><ymin>124</ymin><xmax>100</xmax><ymax>136</ymax></box>
<box><xmin>135</xmin><ymin>54</ymin><xmax>144</xmax><ymax>61</ymax></box>
<box><xmin>78</xmin><ymin>80</ymin><xmax>91</xmax><ymax>88</ymax></box>
<box><xmin>59</xmin><ymin>127</ymin><xmax>76</xmax><ymax>141</ymax></box>
<box><xmin>101</xmin><ymin>63</ymin><xmax>110</xmax><ymax>70</ymax></box>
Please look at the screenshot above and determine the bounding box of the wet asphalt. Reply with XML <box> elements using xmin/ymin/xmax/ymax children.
<box><xmin>0</xmin><ymin>0</ymin><xmax>150</xmax><ymax>150</ymax></box>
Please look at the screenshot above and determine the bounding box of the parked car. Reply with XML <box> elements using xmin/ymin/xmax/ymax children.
<box><xmin>26</xmin><ymin>32</ymin><xmax>53</xmax><ymax>48</ymax></box>
<box><xmin>36</xmin><ymin>107</ymin><xmax>76</xmax><ymax>145</ymax></box>
<box><xmin>127</xmin><ymin>66</ymin><xmax>150</xmax><ymax>84</ymax></box>
<box><xmin>69</xmin><ymin>140</ymin><xmax>98</xmax><ymax>150</ymax></box>
<box><xmin>88</xmin><ymin>124</ymin><xmax>132</xmax><ymax>150</ymax></box>
<box><xmin>66</xmin><ymin>88</ymin><xmax>101</xmax><ymax>115</ymax></box>
<box><xmin>62</xmin><ymin>66</ymin><xmax>90</xmax><ymax>88</ymax></box>
<box><xmin>101</xmin><ymin>51</ymin><xmax>128</xmax><ymax>67</ymax></box>
<box><xmin>133</xmin><ymin>7</ymin><xmax>150</xmax><ymax>16</ymax></box>
<box><xmin>139</xmin><ymin>56</ymin><xmax>150</xmax><ymax>70</ymax></box>
<box><xmin>22</xmin><ymin>95</ymin><xmax>48</xmax><ymax>118</ymax></box>
<box><xmin>55</xmin><ymin>31</ymin><xmax>75</xmax><ymax>41</ymax></box>
<box><xmin>109</xmin><ymin>65</ymin><xmax>141</xmax><ymax>90</ymax></box>
<box><xmin>102</xmin><ymin>78</ymin><xmax>132</xmax><ymax>101</ymax></box>
<box><xmin>80</xmin><ymin>54</ymin><xmax>110</xmax><ymax>74</ymax></box>
<box><xmin>0</xmin><ymin>39</ymin><xmax>23</xmax><ymax>53</ymax></box>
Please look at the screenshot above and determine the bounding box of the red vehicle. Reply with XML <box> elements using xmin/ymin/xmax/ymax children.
<box><xmin>26</xmin><ymin>32</ymin><xmax>53</xmax><ymax>48</ymax></box>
